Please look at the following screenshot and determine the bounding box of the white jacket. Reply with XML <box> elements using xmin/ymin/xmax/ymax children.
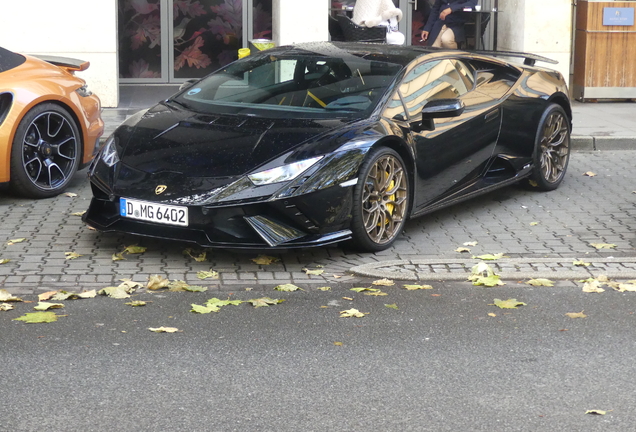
<box><xmin>352</xmin><ymin>0</ymin><xmax>403</xmax><ymax>28</ymax></box>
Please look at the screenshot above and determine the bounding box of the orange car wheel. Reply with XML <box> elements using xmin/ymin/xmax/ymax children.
<box><xmin>10</xmin><ymin>103</ymin><xmax>81</xmax><ymax>198</ymax></box>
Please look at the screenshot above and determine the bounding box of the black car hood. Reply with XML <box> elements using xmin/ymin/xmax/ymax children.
<box><xmin>119</xmin><ymin>103</ymin><xmax>355</xmax><ymax>178</ymax></box>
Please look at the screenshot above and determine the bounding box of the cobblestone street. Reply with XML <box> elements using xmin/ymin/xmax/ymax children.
<box><xmin>1</xmin><ymin>150</ymin><xmax>635</xmax><ymax>295</ymax></box>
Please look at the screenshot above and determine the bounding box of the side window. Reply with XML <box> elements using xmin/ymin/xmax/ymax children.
<box><xmin>452</xmin><ymin>60</ymin><xmax>475</xmax><ymax>92</ymax></box>
<box><xmin>399</xmin><ymin>59</ymin><xmax>471</xmax><ymax>119</ymax></box>
<box><xmin>383</xmin><ymin>91</ymin><xmax>407</xmax><ymax>121</ymax></box>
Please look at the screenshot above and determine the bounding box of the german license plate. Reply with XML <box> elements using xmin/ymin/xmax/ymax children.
<box><xmin>120</xmin><ymin>198</ymin><xmax>188</xmax><ymax>227</ymax></box>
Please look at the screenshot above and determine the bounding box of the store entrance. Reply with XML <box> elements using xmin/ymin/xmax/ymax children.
<box><xmin>117</xmin><ymin>0</ymin><xmax>272</xmax><ymax>84</ymax></box>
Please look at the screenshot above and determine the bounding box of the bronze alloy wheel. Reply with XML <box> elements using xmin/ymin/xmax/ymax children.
<box><xmin>10</xmin><ymin>103</ymin><xmax>80</xmax><ymax>198</ymax></box>
<box><xmin>527</xmin><ymin>104</ymin><xmax>571</xmax><ymax>191</ymax></box>
<box><xmin>351</xmin><ymin>147</ymin><xmax>409</xmax><ymax>251</ymax></box>
<box><xmin>539</xmin><ymin>109</ymin><xmax>569</xmax><ymax>184</ymax></box>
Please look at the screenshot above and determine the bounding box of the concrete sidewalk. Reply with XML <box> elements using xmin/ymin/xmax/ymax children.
<box><xmin>101</xmin><ymin>88</ymin><xmax>636</xmax><ymax>150</ymax></box>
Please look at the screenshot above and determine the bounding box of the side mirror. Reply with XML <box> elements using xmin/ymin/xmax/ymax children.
<box><xmin>421</xmin><ymin>99</ymin><xmax>465</xmax><ymax>119</ymax></box>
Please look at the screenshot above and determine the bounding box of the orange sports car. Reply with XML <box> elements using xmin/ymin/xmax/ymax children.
<box><xmin>0</xmin><ymin>46</ymin><xmax>103</xmax><ymax>198</ymax></box>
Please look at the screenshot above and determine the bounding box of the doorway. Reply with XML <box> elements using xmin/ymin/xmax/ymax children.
<box><xmin>117</xmin><ymin>0</ymin><xmax>272</xmax><ymax>84</ymax></box>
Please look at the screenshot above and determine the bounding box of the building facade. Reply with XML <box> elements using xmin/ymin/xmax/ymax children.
<box><xmin>1</xmin><ymin>0</ymin><xmax>576</xmax><ymax>107</ymax></box>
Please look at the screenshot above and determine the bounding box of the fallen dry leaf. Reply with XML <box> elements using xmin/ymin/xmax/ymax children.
<box><xmin>573</xmin><ymin>260</ymin><xmax>590</xmax><ymax>267</ymax></box>
<box><xmin>147</xmin><ymin>274</ymin><xmax>170</xmax><ymax>290</ymax></box>
<box><xmin>7</xmin><ymin>238</ymin><xmax>26</xmax><ymax>246</ymax></box>
<box><xmin>0</xmin><ymin>289</ymin><xmax>22</xmax><ymax>302</ymax></box>
<box><xmin>123</xmin><ymin>245</ymin><xmax>146</xmax><ymax>254</ymax></box>
<box><xmin>365</xmin><ymin>290</ymin><xmax>388</xmax><ymax>296</ymax></box>
<box><xmin>491</xmin><ymin>298</ymin><xmax>526</xmax><ymax>309</ymax></box>
<box><xmin>64</xmin><ymin>192</ymin><xmax>78</xmax><ymax>197</ymax></box>
<box><xmin>582</xmin><ymin>280</ymin><xmax>605</xmax><ymax>293</ymax></box>
<box><xmin>565</xmin><ymin>311</ymin><xmax>587</xmax><ymax>319</ymax></box>
<box><xmin>456</xmin><ymin>247</ymin><xmax>471</xmax><ymax>253</ymax></box>
<box><xmin>0</xmin><ymin>259</ymin><xmax>10</xmax><ymax>264</ymax></box>
<box><xmin>184</xmin><ymin>248</ymin><xmax>207</xmax><ymax>262</ymax></box>
<box><xmin>274</xmin><ymin>283</ymin><xmax>302</xmax><ymax>292</ymax></box>
<box><xmin>71</xmin><ymin>211</ymin><xmax>86</xmax><ymax>217</ymax></box>
<box><xmin>247</xmin><ymin>297</ymin><xmax>285</xmax><ymax>308</ymax></box>
<box><xmin>372</xmin><ymin>278</ymin><xmax>394</xmax><ymax>286</ymax></box>
<box><xmin>112</xmin><ymin>252</ymin><xmax>125</xmax><ymax>261</ymax></box>
<box><xmin>125</xmin><ymin>301</ymin><xmax>147</xmax><ymax>307</ymax></box>
<box><xmin>342</xmin><ymin>297</ymin><xmax>354</xmax><ymax>301</ymax></box>
<box><xmin>487</xmin><ymin>313</ymin><xmax>496</xmax><ymax>317</ymax></box>
<box><xmin>197</xmin><ymin>270</ymin><xmax>219</xmax><ymax>280</ymax></box>
<box><xmin>1</xmin><ymin>303</ymin><xmax>14</xmax><ymax>311</ymax></box>
<box><xmin>472</xmin><ymin>253</ymin><xmax>507</xmax><ymax>261</ymax></box>
<box><xmin>34</xmin><ymin>302</ymin><xmax>65</xmax><ymax>311</ymax></box>
<box><xmin>317</xmin><ymin>287</ymin><xmax>331</xmax><ymax>291</ymax></box>
<box><xmin>333</xmin><ymin>341</ymin><xmax>343</xmax><ymax>346</ymax></box>
<box><xmin>339</xmin><ymin>308</ymin><xmax>367</xmax><ymax>318</ymax></box>
<box><xmin>403</xmin><ymin>284</ymin><xmax>433</xmax><ymax>290</ymax></box>
<box><xmin>530</xmin><ymin>222</ymin><xmax>539</xmax><ymax>226</ymax></box>
<box><xmin>583</xmin><ymin>171</ymin><xmax>596</xmax><ymax>177</ymax></box>
<box><xmin>463</xmin><ymin>241</ymin><xmax>478</xmax><ymax>246</ymax></box>
<box><xmin>148</xmin><ymin>327</ymin><xmax>179</xmax><ymax>333</ymax></box>
<box><xmin>590</xmin><ymin>243</ymin><xmax>616</xmax><ymax>250</ymax></box>
<box><xmin>526</xmin><ymin>278</ymin><xmax>555</xmax><ymax>287</ymax></box>
<box><xmin>38</xmin><ymin>291</ymin><xmax>58</xmax><ymax>301</ymax></box>
<box><xmin>385</xmin><ymin>303</ymin><xmax>399</xmax><ymax>310</ymax></box>
<box><xmin>585</xmin><ymin>410</ymin><xmax>606</xmax><ymax>415</ymax></box>
<box><xmin>13</xmin><ymin>312</ymin><xmax>60</xmax><ymax>323</ymax></box>
<box><xmin>65</xmin><ymin>252</ymin><xmax>82</xmax><ymax>260</ymax></box>
<box><xmin>303</xmin><ymin>268</ymin><xmax>324</xmax><ymax>276</ymax></box>
<box><xmin>251</xmin><ymin>255</ymin><xmax>279</xmax><ymax>265</ymax></box>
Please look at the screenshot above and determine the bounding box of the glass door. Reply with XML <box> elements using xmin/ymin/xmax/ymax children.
<box><xmin>118</xmin><ymin>0</ymin><xmax>272</xmax><ymax>83</ymax></box>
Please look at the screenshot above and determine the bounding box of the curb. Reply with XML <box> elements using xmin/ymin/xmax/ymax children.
<box><xmin>350</xmin><ymin>257</ymin><xmax>636</xmax><ymax>281</ymax></box>
<box><xmin>571</xmin><ymin>135</ymin><xmax>636</xmax><ymax>151</ymax></box>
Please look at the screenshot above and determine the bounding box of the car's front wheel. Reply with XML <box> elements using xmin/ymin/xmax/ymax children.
<box><xmin>526</xmin><ymin>103</ymin><xmax>571</xmax><ymax>191</ymax></box>
<box><xmin>349</xmin><ymin>147</ymin><xmax>409</xmax><ymax>252</ymax></box>
<box><xmin>10</xmin><ymin>103</ymin><xmax>81</xmax><ymax>198</ymax></box>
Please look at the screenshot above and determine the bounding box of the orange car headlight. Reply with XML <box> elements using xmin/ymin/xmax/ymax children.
<box><xmin>75</xmin><ymin>85</ymin><xmax>93</xmax><ymax>97</ymax></box>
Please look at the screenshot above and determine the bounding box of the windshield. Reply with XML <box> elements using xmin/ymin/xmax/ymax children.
<box><xmin>172</xmin><ymin>52</ymin><xmax>404</xmax><ymax>118</ymax></box>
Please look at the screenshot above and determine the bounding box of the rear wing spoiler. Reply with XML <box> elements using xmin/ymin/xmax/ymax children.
<box><xmin>469</xmin><ymin>50</ymin><xmax>558</xmax><ymax>66</ymax></box>
<box><xmin>31</xmin><ymin>54</ymin><xmax>90</xmax><ymax>73</ymax></box>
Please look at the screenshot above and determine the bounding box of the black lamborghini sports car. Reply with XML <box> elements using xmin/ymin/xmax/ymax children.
<box><xmin>84</xmin><ymin>42</ymin><xmax>572</xmax><ymax>252</ymax></box>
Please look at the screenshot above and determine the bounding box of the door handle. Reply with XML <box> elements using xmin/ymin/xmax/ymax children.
<box><xmin>408</xmin><ymin>0</ymin><xmax>417</xmax><ymax>11</ymax></box>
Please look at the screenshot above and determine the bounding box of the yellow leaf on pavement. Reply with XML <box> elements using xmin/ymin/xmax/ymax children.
<box><xmin>148</xmin><ymin>327</ymin><xmax>179</xmax><ymax>333</ymax></box>
<box><xmin>565</xmin><ymin>311</ymin><xmax>587</xmax><ymax>319</ymax></box>
<box><xmin>472</xmin><ymin>253</ymin><xmax>507</xmax><ymax>261</ymax></box>
<box><xmin>1</xmin><ymin>303</ymin><xmax>15</xmax><ymax>311</ymax></box>
<box><xmin>573</xmin><ymin>260</ymin><xmax>590</xmax><ymax>267</ymax></box>
<box><xmin>13</xmin><ymin>312</ymin><xmax>59</xmax><ymax>323</ymax></box>
<box><xmin>463</xmin><ymin>241</ymin><xmax>478</xmax><ymax>246</ymax></box>
<box><xmin>197</xmin><ymin>270</ymin><xmax>219</xmax><ymax>280</ymax></box>
<box><xmin>455</xmin><ymin>247</ymin><xmax>471</xmax><ymax>253</ymax></box>
<box><xmin>372</xmin><ymin>278</ymin><xmax>394</xmax><ymax>286</ymax></box>
<box><xmin>0</xmin><ymin>259</ymin><xmax>10</xmax><ymax>264</ymax></box>
<box><xmin>339</xmin><ymin>308</ymin><xmax>367</xmax><ymax>318</ymax></box>
<box><xmin>590</xmin><ymin>243</ymin><xmax>616</xmax><ymax>250</ymax></box>
<box><xmin>123</xmin><ymin>245</ymin><xmax>146</xmax><ymax>254</ymax></box>
<box><xmin>526</xmin><ymin>278</ymin><xmax>555</xmax><ymax>287</ymax></box>
<box><xmin>112</xmin><ymin>252</ymin><xmax>125</xmax><ymax>261</ymax></box>
<box><xmin>0</xmin><ymin>289</ymin><xmax>22</xmax><ymax>302</ymax></box>
<box><xmin>403</xmin><ymin>284</ymin><xmax>434</xmax><ymax>290</ymax></box>
<box><xmin>65</xmin><ymin>252</ymin><xmax>82</xmax><ymax>260</ymax></box>
<box><xmin>274</xmin><ymin>283</ymin><xmax>302</xmax><ymax>292</ymax></box>
<box><xmin>251</xmin><ymin>255</ymin><xmax>280</xmax><ymax>265</ymax></box>
<box><xmin>303</xmin><ymin>268</ymin><xmax>324</xmax><ymax>276</ymax></box>
<box><xmin>34</xmin><ymin>302</ymin><xmax>65</xmax><ymax>311</ymax></box>
<box><xmin>64</xmin><ymin>192</ymin><xmax>78</xmax><ymax>197</ymax></box>
<box><xmin>582</xmin><ymin>280</ymin><xmax>605</xmax><ymax>293</ymax></box>
<box><xmin>7</xmin><ymin>238</ymin><xmax>26</xmax><ymax>246</ymax></box>
<box><xmin>38</xmin><ymin>291</ymin><xmax>58</xmax><ymax>301</ymax></box>
<box><xmin>147</xmin><ymin>274</ymin><xmax>170</xmax><ymax>290</ymax></box>
<box><xmin>491</xmin><ymin>298</ymin><xmax>526</xmax><ymax>309</ymax></box>
<box><xmin>583</xmin><ymin>171</ymin><xmax>596</xmax><ymax>177</ymax></box>
<box><xmin>71</xmin><ymin>211</ymin><xmax>86</xmax><ymax>216</ymax></box>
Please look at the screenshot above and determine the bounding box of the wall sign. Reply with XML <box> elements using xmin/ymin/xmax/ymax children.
<box><xmin>603</xmin><ymin>8</ymin><xmax>635</xmax><ymax>26</ymax></box>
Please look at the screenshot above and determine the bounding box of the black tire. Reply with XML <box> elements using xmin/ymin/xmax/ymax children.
<box><xmin>9</xmin><ymin>103</ymin><xmax>81</xmax><ymax>198</ymax></box>
<box><xmin>349</xmin><ymin>147</ymin><xmax>410</xmax><ymax>252</ymax></box>
<box><xmin>525</xmin><ymin>104</ymin><xmax>571</xmax><ymax>191</ymax></box>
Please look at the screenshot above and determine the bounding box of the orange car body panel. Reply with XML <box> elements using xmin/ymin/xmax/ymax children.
<box><xmin>0</xmin><ymin>54</ymin><xmax>104</xmax><ymax>183</ymax></box>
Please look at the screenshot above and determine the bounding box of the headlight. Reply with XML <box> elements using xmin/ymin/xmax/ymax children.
<box><xmin>101</xmin><ymin>135</ymin><xmax>119</xmax><ymax>167</ymax></box>
<box><xmin>75</xmin><ymin>85</ymin><xmax>93</xmax><ymax>97</ymax></box>
<box><xmin>248</xmin><ymin>156</ymin><xmax>323</xmax><ymax>185</ymax></box>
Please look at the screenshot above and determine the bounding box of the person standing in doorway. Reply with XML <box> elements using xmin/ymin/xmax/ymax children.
<box><xmin>420</xmin><ymin>0</ymin><xmax>477</xmax><ymax>49</ymax></box>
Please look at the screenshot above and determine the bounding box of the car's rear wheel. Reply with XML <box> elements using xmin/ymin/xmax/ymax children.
<box><xmin>350</xmin><ymin>147</ymin><xmax>409</xmax><ymax>252</ymax></box>
<box><xmin>10</xmin><ymin>103</ymin><xmax>81</xmax><ymax>198</ymax></box>
<box><xmin>526</xmin><ymin>104</ymin><xmax>571</xmax><ymax>191</ymax></box>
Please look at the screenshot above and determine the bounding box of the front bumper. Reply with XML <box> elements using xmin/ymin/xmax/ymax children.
<box><xmin>83</xmin><ymin>183</ymin><xmax>354</xmax><ymax>249</ymax></box>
